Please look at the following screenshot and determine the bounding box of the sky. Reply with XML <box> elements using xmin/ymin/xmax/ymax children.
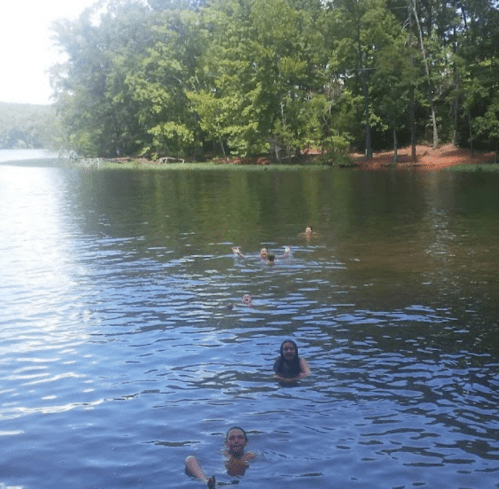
<box><xmin>0</xmin><ymin>0</ymin><xmax>100</xmax><ymax>105</ymax></box>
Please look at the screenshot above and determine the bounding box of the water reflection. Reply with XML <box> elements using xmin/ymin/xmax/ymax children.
<box><xmin>1</xmin><ymin>166</ymin><xmax>499</xmax><ymax>489</ymax></box>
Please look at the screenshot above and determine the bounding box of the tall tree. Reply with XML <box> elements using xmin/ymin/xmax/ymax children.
<box><xmin>189</xmin><ymin>0</ymin><xmax>329</xmax><ymax>158</ymax></box>
<box><xmin>327</xmin><ymin>0</ymin><xmax>402</xmax><ymax>158</ymax></box>
<box><xmin>51</xmin><ymin>0</ymin><xmax>158</xmax><ymax>156</ymax></box>
<box><xmin>372</xmin><ymin>35</ymin><xmax>418</xmax><ymax>162</ymax></box>
<box><xmin>124</xmin><ymin>8</ymin><xmax>207</xmax><ymax>157</ymax></box>
<box><xmin>458</xmin><ymin>0</ymin><xmax>499</xmax><ymax>156</ymax></box>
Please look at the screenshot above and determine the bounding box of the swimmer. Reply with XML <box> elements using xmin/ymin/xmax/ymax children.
<box><xmin>273</xmin><ymin>340</ymin><xmax>310</xmax><ymax>382</ymax></box>
<box><xmin>242</xmin><ymin>294</ymin><xmax>253</xmax><ymax>306</ymax></box>
<box><xmin>299</xmin><ymin>226</ymin><xmax>314</xmax><ymax>240</ymax></box>
<box><xmin>185</xmin><ymin>426</ymin><xmax>256</xmax><ymax>487</ymax></box>
<box><xmin>232</xmin><ymin>247</ymin><xmax>245</xmax><ymax>258</ymax></box>
<box><xmin>259</xmin><ymin>248</ymin><xmax>268</xmax><ymax>260</ymax></box>
<box><xmin>266</xmin><ymin>253</ymin><xmax>275</xmax><ymax>264</ymax></box>
<box><xmin>281</xmin><ymin>246</ymin><xmax>292</xmax><ymax>259</ymax></box>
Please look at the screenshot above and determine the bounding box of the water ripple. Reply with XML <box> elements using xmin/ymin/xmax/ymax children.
<box><xmin>1</xmin><ymin>167</ymin><xmax>499</xmax><ymax>488</ymax></box>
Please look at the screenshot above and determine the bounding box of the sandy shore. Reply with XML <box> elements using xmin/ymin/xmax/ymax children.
<box><xmin>353</xmin><ymin>143</ymin><xmax>496</xmax><ymax>171</ymax></box>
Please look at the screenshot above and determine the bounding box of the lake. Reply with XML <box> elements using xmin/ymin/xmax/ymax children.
<box><xmin>1</xmin><ymin>150</ymin><xmax>499</xmax><ymax>489</ymax></box>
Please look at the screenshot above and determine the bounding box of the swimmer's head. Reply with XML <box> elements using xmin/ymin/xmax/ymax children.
<box><xmin>305</xmin><ymin>226</ymin><xmax>312</xmax><ymax>234</ymax></box>
<box><xmin>226</xmin><ymin>426</ymin><xmax>248</xmax><ymax>442</ymax></box>
<box><xmin>260</xmin><ymin>248</ymin><xmax>268</xmax><ymax>257</ymax></box>
<box><xmin>225</xmin><ymin>426</ymin><xmax>248</xmax><ymax>456</ymax></box>
<box><xmin>242</xmin><ymin>294</ymin><xmax>252</xmax><ymax>305</ymax></box>
<box><xmin>267</xmin><ymin>253</ymin><xmax>275</xmax><ymax>263</ymax></box>
<box><xmin>280</xmin><ymin>340</ymin><xmax>299</xmax><ymax>361</ymax></box>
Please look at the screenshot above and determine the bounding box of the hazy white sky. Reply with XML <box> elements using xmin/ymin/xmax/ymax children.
<box><xmin>0</xmin><ymin>0</ymin><xmax>100</xmax><ymax>105</ymax></box>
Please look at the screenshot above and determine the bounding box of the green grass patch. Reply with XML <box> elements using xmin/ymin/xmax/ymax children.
<box><xmin>77</xmin><ymin>160</ymin><xmax>348</xmax><ymax>171</ymax></box>
<box><xmin>1</xmin><ymin>155</ymin><xmax>357</xmax><ymax>171</ymax></box>
<box><xmin>448</xmin><ymin>162</ymin><xmax>499</xmax><ymax>172</ymax></box>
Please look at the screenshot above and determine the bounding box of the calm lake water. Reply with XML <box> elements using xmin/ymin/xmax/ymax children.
<box><xmin>1</xmin><ymin>150</ymin><xmax>499</xmax><ymax>489</ymax></box>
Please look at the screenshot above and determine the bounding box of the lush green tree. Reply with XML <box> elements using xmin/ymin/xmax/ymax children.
<box><xmin>124</xmin><ymin>8</ymin><xmax>207</xmax><ymax>157</ymax></box>
<box><xmin>188</xmin><ymin>0</ymin><xmax>331</xmax><ymax>159</ymax></box>
<box><xmin>457</xmin><ymin>0</ymin><xmax>499</xmax><ymax>156</ymax></box>
<box><xmin>51</xmin><ymin>0</ymin><xmax>159</xmax><ymax>156</ymax></box>
<box><xmin>371</xmin><ymin>35</ymin><xmax>420</xmax><ymax>161</ymax></box>
<box><xmin>326</xmin><ymin>0</ymin><xmax>404</xmax><ymax>157</ymax></box>
<box><xmin>49</xmin><ymin>0</ymin><xmax>499</xmax><ymax>160</ymax></box>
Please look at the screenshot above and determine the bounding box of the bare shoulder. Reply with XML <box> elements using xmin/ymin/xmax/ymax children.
<box><xmin>299</xmin><ymin>357</ymin><xmax>311</xmax><ymax>377</ymax></box>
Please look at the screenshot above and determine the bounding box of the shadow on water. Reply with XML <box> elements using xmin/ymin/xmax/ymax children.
<box><xmin>1</xmin><ymin>164</ymin><xmax>499</xmax><ymax>488</ymax></box>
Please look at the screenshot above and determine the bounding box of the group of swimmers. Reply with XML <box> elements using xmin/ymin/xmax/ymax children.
<box><xmin>185</xmin><ymin>340</ymin><xmax>310</xmax><ymax>487</ymax></box>
<box><xmin>231</xmin><ymin>225</ymin><xmax>314</xmax><ymax>265</ymax></box>
<box><xmin>187</xmin><ymin>227</ymin><xmax>315</xmax><ymax>486</ymax></box>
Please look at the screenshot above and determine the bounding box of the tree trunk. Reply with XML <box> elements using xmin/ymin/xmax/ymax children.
<box><xmin>410</xmin><ymin>89</ymin><xmax>417</xmax><ymax>161</ymax></box>
<box><xmin>452</xmin><ymin>4</ymin><xmax>459</xmax><ymax>146</ymax></box>
<box><xmin>468</xmin><ymin>111</ymin><xmax>474</xmax><ymax>157</ymax></box>
<box><xmin>429</xmin><ymin>92</ymin><xmax>438</xmax><ymax>149</ymax></box>
<box><xmin>408</xmin><ymin>1</ymin><xmax>417</xmax><ymax>161</ymax></box>
<box><xmin>362</xmin><ymin>72</ymin><xmax>372</xmax><ymax>159</ymax></box>
<box><xmin>412</xmin><ymin>0</ymin><xmax>438</xmax><ymax>148</ymax></box>
<box><xmin>393</xmin><ymin>126</ymin><xmax>398</xmax><ymax>163</ymax></box>
<box><xmin>452</xmin><ymin>94</ymin><xmax>459</xmax><ymax>145</ymax></box>
<box><xmin>354</xmin><ymin>3</ymin><xmax>372</xmax><ymax>160</ymax></box>
<box><xmin>220</xmin><ymin>139</ymin><xmax>228</xmax><ymax>162</ymax></box>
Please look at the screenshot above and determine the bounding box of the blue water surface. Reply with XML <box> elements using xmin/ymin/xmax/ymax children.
<box><xmin>1</xmin><ymin>159</ymin><xmax>499</xmax><ymax>489</ymax></box>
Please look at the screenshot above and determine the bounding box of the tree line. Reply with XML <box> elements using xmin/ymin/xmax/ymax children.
<box><xmin>0</xmin><ymin>103</ymin><xmax>59</xmax><ymax>150</ymax></box>
<box><xmin>50</xmin><ymin>0</ymin><xmax>499</xmax><ymax>162</ymax></box>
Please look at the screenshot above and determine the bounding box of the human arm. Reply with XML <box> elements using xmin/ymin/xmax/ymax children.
<box><xmin>185</xmin><ymin>456</ymin><xmax>215</xmax><ymax>487</ymax></box>
<box><xmin>274</xmin><ymin>374</ymin><xmax>298</xmax><ymax>382</ymax></box>
<box><xmin>297</xmin><ymin>358</ymin><xmax>310</xmax><ymax>379</ymax></box>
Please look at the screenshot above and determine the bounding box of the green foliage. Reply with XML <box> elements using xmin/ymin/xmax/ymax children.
<box><xmin>49</xmin><ymin>0</ymin><xmax>499</xmax><ymax>160</ymax></box>
<box><xmin>0</xmin><ymin>103</ymin><xmax>59</xmax><ymax>149</ymax></box>
<box><xmin>474</xmin><ymin>97</ymin><xmax>499</xmax><ymax>144</ymax></box>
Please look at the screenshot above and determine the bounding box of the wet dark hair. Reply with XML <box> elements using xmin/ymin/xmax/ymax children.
<box><xmin>273</xmin><ymin>340</ymin><xmax>301</xmax><ymax>377</ymax></box>
<box><xmin>226</xmin><ymin>426</ymin><xmax>248</xmax><ymax>441</ymax></box>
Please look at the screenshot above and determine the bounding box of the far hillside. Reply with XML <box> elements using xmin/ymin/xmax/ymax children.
<box><xmin>0</xmin><ymin>102</ymin><xmax>60</xmax><ymax>149</ymax></box>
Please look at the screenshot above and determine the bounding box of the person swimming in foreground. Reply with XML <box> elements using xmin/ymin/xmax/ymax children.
<box><xmin>273</xmin><ymin>340</ymin><xmax>311</xmax><ymax>382</ymax></box>
<box><xmin>185</xmin><ymin>426</ymin><xmax>256</xmax><ymax>488</ymax></box>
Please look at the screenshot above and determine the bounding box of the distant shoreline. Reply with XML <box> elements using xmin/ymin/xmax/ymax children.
<box><xmin>1</xmin><ymin>144</ymin><xmax>496</xmax><ymax>171</ymax></box>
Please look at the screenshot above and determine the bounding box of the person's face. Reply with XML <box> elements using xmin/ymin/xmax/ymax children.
<box><xmin>282</xmin><ymin>342</ymin><xmax>296</xmax><ymax>361</ymax></box>
<box><xmin>260</xmin><ymin>248</ymin><xmax>267</xmax><ymax>257</ymax></box>
<box><xmin>226</xmin><ymin>429</ymin><xmax>247</xmax><ymax>456</ymax></box>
